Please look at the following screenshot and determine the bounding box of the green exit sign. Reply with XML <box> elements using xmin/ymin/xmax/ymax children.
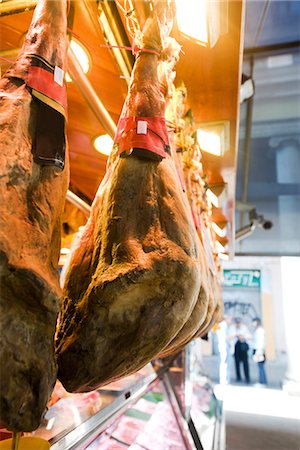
<box><xmin>223</xmin><ymin>269</ymin><xmax>261</xmax><ymax>288</ymax></box>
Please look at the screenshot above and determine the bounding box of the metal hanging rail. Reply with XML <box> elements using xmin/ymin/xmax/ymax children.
<box><xmin>0</xmin><ymin>0</ymin><xmax>37</xmax><ymax>16</ymax></box>
<box><xmin>67</xmin><ymin>47</ymin><xmax>117</xmax><ymax>138</ymax></box>
<box><xmin>66</xmin><ymin>190</ymin><xmax>91</xmax><ymax>217</ymax></box>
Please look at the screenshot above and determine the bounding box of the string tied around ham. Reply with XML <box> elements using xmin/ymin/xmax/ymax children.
<box><xmin>132</xmin><ymin>45</ymin><xmax>161</xmax><ymax>58</ymax></box>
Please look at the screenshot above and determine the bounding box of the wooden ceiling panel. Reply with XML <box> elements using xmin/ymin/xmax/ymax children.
<box><xmin>71</xmin><ymin>1</ymin><xmax>117</xmax><ymax>72</ymax></box>
<box><xmin>0</xmin><ymin>0</ymin><xmax>245</xmax><ymax>253</ymax></box>
<box><xmin>171</xmin><ymin>1</ymin><xmax>244</xmax><ymax>250</ymax></box>
<box><xmin>0</xmin><ymin>12</ymin><xmax>31</xmax><ymax>49</ymax></box>
<box><xmin>84</xmin><ymin>66</ymin><xmax>127</xmax><ymax>116</ymax></box>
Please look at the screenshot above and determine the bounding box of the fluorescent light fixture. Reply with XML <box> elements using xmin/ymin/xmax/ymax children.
<box><xmin>206</xmin><ymin>183</ymin><xmax>227</xmax><ymax>208</ymax></box>
<box><xmin>218</xmin><ymin>252</ymin><xmax>229</xmax><ymax>261</ymax></box>
<box><xmin>198</xmin><ymin>130</ymin><xmax>221</xmax><ymax>156</ymax></box>
<box><xmin>197</xmin><ymin>121</ymin><xmax>229</xmax><ymax>156</ymax></box>
<box><xmin>212</xmin><ymin>221</ymin><xmax>227</xmax><ymax>238</ymax></box>
<box><xmin>94</xmin><ymin>134</ymin><xmax>114</xmax><ymax>156</ymax></box>
<box><xmin>206</xmin><ymin>188</ymin><xmax>219</xmax><ymax>208</ymax></box>
<box><xmin>215</xmin><ymin>240</ymin><xmax>226</xmax><ymax>254</ymax></box>
<box><xmin>98</xmin><ymin>10</ymin><xmax>131</xmax><ymax>84</ymax></box>
<box><xmin>175</xmin><ymin>0</ymin><xmax>227</xmax><ymax>48</ymax></box>
<box><xmin>66</xmin><ymin>39</ymin><xmax>90</xmax><ymax>82</ymax></box>
<box><xmin>97</xmin><ymin>1</ymin><xmax>134</xmax><ymax>85</ymax></box>
<box><xmin>175</xmin><ymin>0</ymin><xmax>208</xmax><ymax>45</ymax></box>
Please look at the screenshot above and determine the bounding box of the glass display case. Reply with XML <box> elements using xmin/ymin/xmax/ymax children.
<box><xmin>162</xmin><ymin>342</ymin><xmax>225</xmax><ymax>450</ymax></box>
<box><xmin>0</xmin><ymin>347</ymin><xmax>224</xmax><ymax>450</ymax></box>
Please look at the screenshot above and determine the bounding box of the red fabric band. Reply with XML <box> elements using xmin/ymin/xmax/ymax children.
<box><xmin>114</xmin><ymin>116</ymin><xmax>170</xmax><ymax>159</ymax></box>
<box><xmin>27</xmin><ymin>65</ymin><xmax>67</xmax><ymax>114</ymax></box>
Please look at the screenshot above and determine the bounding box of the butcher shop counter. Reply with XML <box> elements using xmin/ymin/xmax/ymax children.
<box><xmin>23</xmin><ymin>364</ymin><xmax>156</xmax><ymax>450</ymax></box>
<box><xmin>18</xmin><ymin>346</ymin><xmax>224</xmax><ymax>450</ymax></box>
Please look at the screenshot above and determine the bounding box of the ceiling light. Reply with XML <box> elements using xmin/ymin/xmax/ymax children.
<box><xmin>198</xmin><ymin>130</ymin><xmax>221</xmax><ymax>156</ymax></box>
<box><xmin>175</xmin><ymin>0</ymin><xmax>228</xmax><ymax>48</ymax></box>
<box><xmin>93</xmin><ymin>134</ymin><xmax>113</xmax><ymax>156</ymax></box>
<box><xmin>218</xmin><ymin>252</ymin><xmax>229</xmax><ymax>261</ymax></box>
<box><xmin>206</xmin><ymin>188</ymin><xmax>219</xmax><ymax>208</ymax></box>
<box><xmin>197</xmin><ymin>121</ymin><xmax>229</xmax><ymax>156</ymax></box>
<box><xmin>98</xmin><ymin>5</ymin><xmax>132</xmax><ymax>85</ymax></box>
<box><xmin>175</xmin><ymin>0</ymin><xmax>208</xmax><ymax>45</ymax></box>
<box><xmin>66</xmin><ymin>39</ymin><xmax>90</xmax><ymax>82</ymax></box>
<box><xmin>206</xmin><ymin>183</ymin><xmax>227</xmax><ymax>208</ymax></box>
<box><xmin>215</xmin><ymin>240</ymin><xmax>226</xmax><ymax>254</ymax></box>
<box><xmin>212</xmin><ymin>221</ymin><xmax>227</xmax><ymax>238</ymax></box>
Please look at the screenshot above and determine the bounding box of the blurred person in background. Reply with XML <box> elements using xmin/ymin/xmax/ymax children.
<box><xmin>252</xmin><ymin>317</ymin><xmax>268</xmax><ymax>386</ymax></box>
<box><xmin>215</xmin><ymin>315</ymin><xmax>232</xmax><ymax>385</ymax></box>
<box><xmin>228</xmin><ymin>317</ymin><xmax>252</xmax><ymax>384</ymax></box>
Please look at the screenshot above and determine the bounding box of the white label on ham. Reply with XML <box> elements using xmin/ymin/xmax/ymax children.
<box><xmin>54</xmin><ymin>65</ymin><xmax>64</xmax><ymax>86</ymax></box>
<box><xmin>137</xmin><ymin>120</ymin><xmax>148</xmax><ymax>135</ymax></box>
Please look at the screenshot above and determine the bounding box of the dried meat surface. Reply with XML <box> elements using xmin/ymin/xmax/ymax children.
<box><xmin>56</xmin><ymin>4</ymin><xmax>201</xmax><ymax>392</ymax></box>
<box><xmin>0</xmin><ymin>0</ymin><xmax>68</xmax><ymax>431</ymax></box>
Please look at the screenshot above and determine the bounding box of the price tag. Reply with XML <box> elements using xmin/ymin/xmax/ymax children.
<box><xmin>54</xmin><ymin>65</ymin><xmax>64</xmax><ymax>87</ymax></box>
<box><xmin>137</xmin><ymin>120</ymin><xmax>148</xmax><ymax>135</ymax></box>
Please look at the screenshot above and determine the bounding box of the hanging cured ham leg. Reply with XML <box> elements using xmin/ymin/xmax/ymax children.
<box><xmin>0</xmin><ymin>0</ymin><xmax>68</xmax><ymax>431</ymax></box>
<box><xmin>157</xmin><ymin>244</ymin><xmax>210</xmax><ymax>358</ymax></box>
<box><xmin>197</xmin><ymin>279</ymin><xmax>222</xmax><ymax>337</ymax></box>
<box><xmin>56</xmin><ymin>3</ymin><xmax>201</xmax><ymax>392</ymax></box>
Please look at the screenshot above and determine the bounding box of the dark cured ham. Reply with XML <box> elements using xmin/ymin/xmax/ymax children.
<box><xmin>56</xmin><ymin>3</ymin><xmax>201</xmax><ymax>392</ymax></box>
<box><xmin>157</xmin><ymin>246</ymin><xmax>210</xmax><ymax>358</ymax></box>
<box><xmin>0</xmin><ymin>0</ymin><xmax>68</xmax><ymax>431</ymax></box>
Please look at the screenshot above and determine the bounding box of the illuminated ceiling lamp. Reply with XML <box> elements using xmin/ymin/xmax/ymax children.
<box><xmin>206</xmin><ymin>182</ymin><xmax>227</xmax><ymax>208</ymax></box>
<box><xmin>218</xmin><ymin>252</ymin><xmax>229</xmax><ymax>261</ymax></box>
<box><xmin>206</xmin><ymin>188</ymin><xmax>219</xmax><ymax>208</ymax></box>
<box><xmin>197</xmin><ymin>121</ymin><xmax>230</xmax><ymax>156</ymax></box>
<box><xmin>212</xmin><ymin>221</ymin><xmax>227</xmax><ymax>238</ymax></box>
<box><xmin>93</xmin><ymin>134</ymin><xmax>114</xmax><ymax>156</ymax></box>
<box><xmin>175</xmin><ymin>0</ymin><xmax>228</xmax><ymax>48</ymax></box>
<box><xmin>215</xmin><ymin>240</ymin><xmax>227</xmax><ymax>254</ymax></box>
<box><xmin>66</xmin><ymin>39</ymin><xmax>90</xmax><ymax>82</ymax></box>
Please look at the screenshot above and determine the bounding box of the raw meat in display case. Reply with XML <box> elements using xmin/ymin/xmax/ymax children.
<box><xmin>0</xmin><ymin>365</ymin><xmax>156</xmax><ymax>447</ymax></box>
<box><xmin>86</xmin><ymin>383</ymin><xmax>186</xmax><ymax>450</ymax></box>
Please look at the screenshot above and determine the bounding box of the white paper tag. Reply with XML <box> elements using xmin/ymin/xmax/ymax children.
<box><xmin>54</xmin><ymin>66</ymin><xmax>64</xmax><ymax>87</ymax></box>
<box><xmin>137</xmin><ymin>120</ymin><xmax>148</xmax><ymax>135</ymax></box>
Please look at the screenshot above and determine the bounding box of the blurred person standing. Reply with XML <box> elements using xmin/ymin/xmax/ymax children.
<box><xmin>215</xmin><ymin>316</ymin><xmax>232</xmax><ymax>385</ymax></box>
<box><xmin>252</xmin><ymin>317</ymin><xmax>268</xmax><ymax>386</ymax></box>
<box><xmin>228</xmin><ymin>317</ymin><xmax>252</xmax><ymax>384</ymax></box>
